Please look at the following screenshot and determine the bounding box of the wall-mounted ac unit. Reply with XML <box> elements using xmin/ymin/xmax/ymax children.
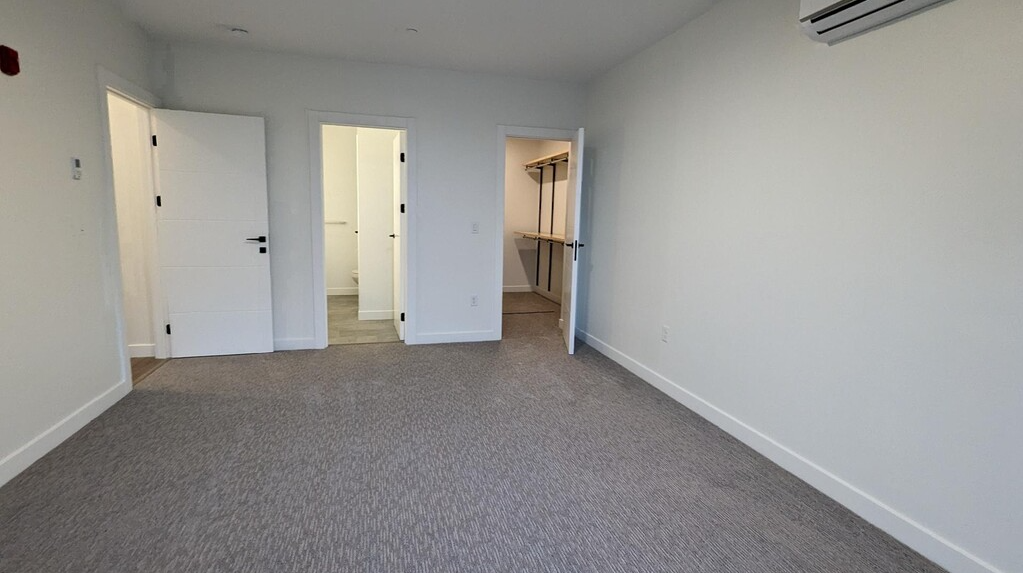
<box><xmin>799</xmin><ymin>0</ymin><xmax>951</xmax><ymax>44</ymax></box>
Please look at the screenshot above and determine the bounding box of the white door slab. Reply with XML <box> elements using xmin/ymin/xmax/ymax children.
<box><xmin>392</xmin><ymin>133</ymin><xmax>406</xmax><ymax>340</ymax></box>
<box><xmin>153</xmin><ymin>110</ymin><xmax>273</xmax><ymax>358</ymax></box>
<box><xmin>560</xmin><ymin>128</ymin><xmax>585</xmax><ymax>354</ymax></box>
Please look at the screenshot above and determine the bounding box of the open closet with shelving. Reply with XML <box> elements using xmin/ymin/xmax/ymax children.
<box><xmin>502</xmin><ymin>138</ymin><xmax>571</xmax><ymax>335</ymax></box>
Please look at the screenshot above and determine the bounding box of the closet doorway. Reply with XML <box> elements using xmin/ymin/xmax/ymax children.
<box><xmin>310</xmin><ymin>112</ymin><xmax>413</xmax><ymax>348</ymax></box>
<box><xmin>497</xmin><ymin>127</ymin><xmax>585</xmax><ymax>353</ymax></box>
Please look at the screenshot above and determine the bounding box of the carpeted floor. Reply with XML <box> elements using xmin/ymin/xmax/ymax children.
<box><xmin>0</xmin><ymin>313</ymin><xmax>944</xmax><ymax>573</ymax></box>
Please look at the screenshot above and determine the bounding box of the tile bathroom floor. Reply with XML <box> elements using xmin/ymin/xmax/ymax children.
<box><xmin>328</xmin><ymin>296</ymin><xmax>400</xmax><ymax>346</ymax></box>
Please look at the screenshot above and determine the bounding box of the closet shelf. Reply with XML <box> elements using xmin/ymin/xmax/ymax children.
<box><xmin>524</xmin><ymin>151</ymin><xmax>569</xmax><ymax>171</ymax></box>
<box><xmin>515</xmin><ymin>231</ymin><xmax>565</xmax><ymax>245</ymax></box>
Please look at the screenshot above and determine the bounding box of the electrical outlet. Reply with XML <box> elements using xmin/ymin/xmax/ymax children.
<box><xmin>470</xmin><ymin>295</ymin><xmax>479</xmax><ymax>307</ymax></box>
<box><xmin>471</xmin><ymin>222</ymin><xmax>480</xmax><ymax>234</ymax></box>
<box><xmin>661</xmin><ymin>325</ymin><xmax>670</xmax><ymax>343</ymax></box>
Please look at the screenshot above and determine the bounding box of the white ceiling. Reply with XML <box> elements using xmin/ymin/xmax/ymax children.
<box><xmin>115</xmin><ymin>0</ymin><xmax>717</xmax><ymax>82</ymax></box>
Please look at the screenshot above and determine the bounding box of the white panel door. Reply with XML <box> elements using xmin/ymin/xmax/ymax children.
<box><xmin>152</xmin><ymin>110</ymin><xmax>273</xmax><ymax>358</ymax></box>
<box><xmin>560</xmin><ymin>129</ymin><xmax>585</xmax><ymax>354</ymax></box>
<box><xmin>392</xmin><ymin>132</ymin><xmax>406</xmax><ymax>340</ymax></box>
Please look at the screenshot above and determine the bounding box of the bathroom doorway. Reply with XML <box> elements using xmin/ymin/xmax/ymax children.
<box><xmin>320</xmin><ymin>124</ymin><xmax>405</xmax><ymax>345</ymax></box>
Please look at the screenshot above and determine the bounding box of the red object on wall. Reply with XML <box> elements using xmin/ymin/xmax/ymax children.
<box><xmin>1</xmin><ymin>46</ymin><xmax>20</xmax><ymax>76</ymax></box>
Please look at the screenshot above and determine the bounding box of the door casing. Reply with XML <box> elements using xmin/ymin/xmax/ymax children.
<box><xmin>308</xmin><ymin>111</ymin><xmax>417</xmax><ymax>348</ymax></box>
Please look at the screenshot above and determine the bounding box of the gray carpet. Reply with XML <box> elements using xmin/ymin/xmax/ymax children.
<box><xmin>0</xmin><ymin>313</ymin><xmax>944</xmax><ymax>573</ymax></box>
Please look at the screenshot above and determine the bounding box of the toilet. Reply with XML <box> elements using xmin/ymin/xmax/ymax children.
<box><xmin>351</xmin><ymin>269</ymin><xmax>359</xmax><ymax>285</ymax></box>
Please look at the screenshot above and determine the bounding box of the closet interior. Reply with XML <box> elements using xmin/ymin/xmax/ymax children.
<box><xmin>502</xmin><ymin>137</ymin><xmax>571</xmax><ymax>334</ymax></box>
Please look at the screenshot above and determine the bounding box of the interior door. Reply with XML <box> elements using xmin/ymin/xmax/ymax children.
<box><xmin>152</xmin><ymin>110</ymin><xmax>273</xmax><ymax>358</ymax></box>
<box><xmin>392</xmin><ymin>132</ymin><xmax>406</xmax><ymax>340</ymax></box>
<box><xmin>560</xmin><ymin>128</ymin><xmax>585</xmax><ymax>354</ymax></box>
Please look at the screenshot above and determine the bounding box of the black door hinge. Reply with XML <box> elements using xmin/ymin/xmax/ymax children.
<box><xmin>400</xmin><ymin>313</ymin><xmax>405</xmax><ymax>322</ymax></box>
<box><xmin>151</xmin><ymin>135</ymin><xmax>158</xmax><ymax>147</ymax></box>
<box><xmin>400</xmin><ymin>152</ymin><xmax>405</xmax><ymax>163</ymax></box>
<box><xmin>400</xmin><ymin>203</ymin><xmax>405</xmax><ymax>214</ymax></box>
<box><xmin>156</xmin><ymin>195</ymin><xmax>162</xmax><ymax>207</ymax></box>
<box><xmin>165</xmin><ymin>324</ymin><xmax>171</xmax><ymax>335</ymax></box>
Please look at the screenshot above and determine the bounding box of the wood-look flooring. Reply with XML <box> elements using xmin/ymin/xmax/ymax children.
<box><xmin>130</xmin><ymin>357</ymin><xmax>167</xmax><ymax>386</ymax></box>
<box><xmin>328</xmin><ymin>295</ymin><xmax>400</xmax><ymax>346</ymax></box>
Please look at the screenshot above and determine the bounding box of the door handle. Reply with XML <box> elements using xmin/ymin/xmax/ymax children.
<box><xmin>389</xmin><ymin>234</ymin><xmax>396</xmax><ymax>238</ymax></box>
<box><xmin>246</xmin><ymin>236</ymin><xmax>267</xmax><ymax>243</ymax></box>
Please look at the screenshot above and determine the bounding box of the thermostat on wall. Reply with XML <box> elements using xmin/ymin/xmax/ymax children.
<box><xmin>0</xmin><ymin>45</ymin><xmax>20</xmax><ymax>76</ymax></box>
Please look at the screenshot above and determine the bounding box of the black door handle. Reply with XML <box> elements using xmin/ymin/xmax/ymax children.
<box><xmin>246</xmin><ymin>236</ymin><xmax>267</xmax><ymax>243</ymax></box>
<box><xmin>389</xmin><ymin>234</ymin><xmax>396</xmax><ymax>238</ymax></box>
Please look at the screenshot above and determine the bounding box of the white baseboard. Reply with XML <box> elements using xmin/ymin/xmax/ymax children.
<box><xmin>327</xmin><ymin>287</ymin><xmax>358</xmax><ymax>296</ymax></box>
<box><xmin>577</xmin><ymin>329</ymin><xmax>1001</xmax><ymax>573</ymax></box>
<box><xmin>274</xmin><ymin>337</ymin><xmax>318</xmax><ymax>351</ymax></box>
<box><xmin>358</xmin><ymin>310</ymin><xmax>393</xmax><ymax>321</ymax></box>
<box><xmin>128</xmin><ymin>343</ymin><xmax>155</xmax><ymax>358</ymax></box>
<box><xmin>533</xmin><ymin>288</ymin><xmax>561</xmax><ymax>304</ymax></box>
<box><xmin>503</xmin><ymin>285</ymin><xmax>534</xmax><ymax>293</ymax></box>
<box><xmin>414</xmin><ymin>330</ymin><xmax>499</xmax><ymax>344</ymax></box>
<box><xmin>0</xmin><ymin>379</ymin><xmax>131</xmax><ymax>488</ymax></box>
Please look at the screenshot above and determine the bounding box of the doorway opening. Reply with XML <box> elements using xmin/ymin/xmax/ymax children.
<box><xmin>320</xmin><ymin>124</ymin><xmax>406</xmax><ymax>346</ymax></box>
<box><xmin>104</xmin><ymin>89</ymin><xmax>167</xmax><ymax>382</ymax></box>
<box><xmin>502</xmin><ymin>137</ymin><xmax>571</xmax><ymax>341</ymax></box>
<box><xmin>497</xmin><ymin>126</ymin><xmax>585</xmax><ymax>353</ymax></box>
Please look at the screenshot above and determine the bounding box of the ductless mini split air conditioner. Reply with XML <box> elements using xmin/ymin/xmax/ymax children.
<box><xmin>799</xmin><ymin>0</ymin><xmax>952</xmax><ymax>44</ymax></box>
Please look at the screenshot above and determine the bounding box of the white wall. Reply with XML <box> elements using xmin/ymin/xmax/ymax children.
<box><xmin>504</xmin><ymin>138</ymin><xmax>570</xmax><ymax>298</ymax></box>
<box><xmin>322</xmin><ymin>125</ymin><xmax>359</xmax><ymax>296</ymax></box>
<box><xmin>356</xmin><ymin>128</ymin><xmax>398</xmax><ymax>319</ymax></box>
<box><xmin>581</xmin><ymin>1</ymin><xmax>1023</xmax><ymax>572</ymax></box>
<box><xmin>108</xmin><ymin>92</ymin><xmax>156</xmax><ymax>357</ymax></box>
<box><xmin>504</xmin><ymin>138</ymin><xmax>545</xmax><ymax>290</ymax></box>
<box><xmin>152</xmin><ymin>43</ymin><xmax>585</xmax><ymax>345</ymax></box>
<box><xmin>0</xmin><ymin>0</ymin><xmax>152</xmax><ymax>485</ymax></box>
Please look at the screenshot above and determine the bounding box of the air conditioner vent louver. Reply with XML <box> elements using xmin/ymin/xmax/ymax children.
<box><xmin>799</xmin><ymin>0</ymin><xmax>952</xmax><ymax>44</ymax></box>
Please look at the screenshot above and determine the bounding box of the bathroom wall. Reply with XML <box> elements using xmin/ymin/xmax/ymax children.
<box><xmin>108</xmin><ymin>92</ymin><xmax>157</xmax><ymax>357</ymax></box>
<box><xmin>503</xmin><ymin>138</ymin><xmax>569</xmax><ymax>300</ymax></box>
<box><xmin>356</xmin><ymin>128</ymin><xmax>399</xmax><ymax>320</ymax></box>
<box><xmin>322</xmin><ymin>125</ymin><xmax>359</xmax><ymax>296</ymax></box>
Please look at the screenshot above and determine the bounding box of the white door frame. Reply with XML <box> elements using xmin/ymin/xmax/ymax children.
<box><xmin>494</xmin><ymin>125</ymin><xmax>578</xmax><ymax>340</ymax></box>
<box><xmin>308</xmin><ymin>111</ymin><xmax>417</xmax><ymax>348</ymax></box>
<box><xmin>97</xmin><ymin>67</ymin><xmax>167</xmax><ymax>386</ymax></box>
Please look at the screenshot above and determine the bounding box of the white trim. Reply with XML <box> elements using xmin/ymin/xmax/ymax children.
<box><xmin>577</xmin><ymin>329</ymin><xmax>1003</xmax><ymax>573</ymax></box>
<box><xmin>327</xmin><ymin>287</ymin><xmax>358</xmax><ymax>296</ymax></box>
<box><xmin>0</xmin><ymin>380</ymin><xmax>131</xmax><ymax>488</ymax></box>
<box><xmin>128</xmin><ymin>343</ymin><xmax>155</xmax><ymax>358</ymax></box>
<box><xmin>309</xmin><ymin>111</ymin><xmax>418</xmax><ymax>348</ymax></box>
<box><xmin>416</xmin><ymin>330</ymin><xmax>500</xmax><ymax>344</ymax></box>
<box><xmin>274</xmin><ymin>337</ymin><xmax>318</xmax><ymax>351</ymax></box>
<box><xmin>503</xmin><ymin>285</ymin><xmax>534</xmax><ymax>293</ymax></box>
<box><xmin>495</xmin><ymin>126</ymin><xmax>577</xmax><ymax>344</ymax></box>
<box><xmin>358</xmin><ymin>310</ymin><xmax>393</xmax><ymax>321</ymax></box>
<box><xmin>534</xmin><ymin>288</ymin><xmax>561</xmax><ymax>304</ymax></box>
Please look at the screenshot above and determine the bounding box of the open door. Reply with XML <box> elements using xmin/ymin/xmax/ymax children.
<box><xmin>560</xmin><ymin>128</ymin><xmax>585</xmax><ymax>354</ymax></box>
<box><xmin>392</xmin><ymin>132</ymin><xmax>406</xmax><ymax>340</ymax></box>
<box><xmin>152</xmin><ymin>110</ymin><xmax>273</xmax><ymax>357</ymax></box>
